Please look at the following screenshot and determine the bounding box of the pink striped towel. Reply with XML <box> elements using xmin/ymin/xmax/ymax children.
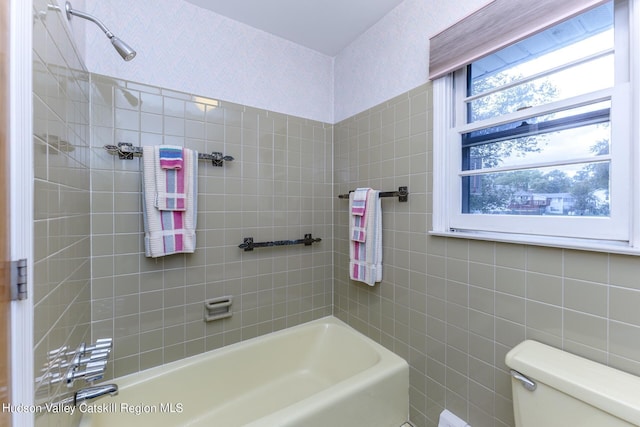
<box><xmin>349</xmin><ymin>189</ymin><xmax>382</xmax><ymax>286</ymax></box>
<box><xmin>158</xmin><ymin>146</ymin><xmax>183</xmax><ymax>169</ymax></box>
<box><xmin>155</xmin><ymin>146</ymin><xmax>186</xmax><ymax>211</ymax></box>
<box><xmin>143</xmin><ymin>146</ymin><xmax>198</xmax><ymax>258</ymax></box>
<box><xmin>351</xmin><ymin>188</ymin><xmax>368</xmax><ymax>216</ymax></box>
<box><xmin>350</xmin><ymin>188</ymin><xmax>369</xmax><ymax>241</ymax></box>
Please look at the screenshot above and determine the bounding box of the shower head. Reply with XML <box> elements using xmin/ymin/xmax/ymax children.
<box><xmin>110</xmin><ymin>37</ymin><xmax>137</xmax><ymax>62</ymax></box>
<box><xmin>65</xmin><ymin>2</ymin><xmax>137</xmax><ymax>61</ymax></box>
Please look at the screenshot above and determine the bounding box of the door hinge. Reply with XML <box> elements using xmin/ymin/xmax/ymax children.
<box><xmin>10</xmin><ymin>259</ymin><xmax>27</xmax><ymax>301</ymax></box>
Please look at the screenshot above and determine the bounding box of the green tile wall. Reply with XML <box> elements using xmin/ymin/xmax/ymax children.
<box><xmin>32</xmin><ymin>1</ymin><xmax>92</xmax><ymax>426</ymax></box>
<box><xmin>89</xmin><ymin>74</ymin><xmax>333</xmax><ymax>378</ymax></box>
<box><xmin>333</xmin><ymin>81</ymin><xmax>640</xmax><ymax>427</ymax></box>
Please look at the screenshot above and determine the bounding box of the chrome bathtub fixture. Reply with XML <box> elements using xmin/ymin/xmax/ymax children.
<box><xmin>48</xmin><ymin>338</ymin><xmax>113</xmax><ymax>388</ymax></box>
<box><xmin>57</xmin><ymin>384</ymin><xmax>119</xmax><ymax>407</ymax></box>
<box><xmin>65</xmin><ymin>359</ymin><xmax>108</xmax><ymax>386</ymax></box>
<box><xmin>64</xmin><ymin>2</ymin><xmax>136</xmax><ymax>61</ymax></box>
<box><xmin>64</xmin><ymin>338</ymin><xmax>113</xmax><ymax>387</ymax></box>
<box><xmin>74</xmin><ymin>384</ymin><xmax>119</xmax><ymax>405</ymax></box>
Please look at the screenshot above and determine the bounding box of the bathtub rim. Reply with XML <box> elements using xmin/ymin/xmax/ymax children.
<box><xmin>105</xmin><ymin>315</ymin><xmax>404</xmax><ymax>390</ymax></box>
<box><xmin>79</xmin><ymin>315</ymin><xmax>409</xmax><ymax>427</ymax></box>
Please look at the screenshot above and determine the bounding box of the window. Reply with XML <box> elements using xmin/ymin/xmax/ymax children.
<box><xmin>432</xmin><ymin>0</ymin><xmax>640</xmax><ymax>252</ymax></box>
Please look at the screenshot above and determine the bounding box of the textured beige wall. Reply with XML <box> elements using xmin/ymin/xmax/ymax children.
<box><xmin>89</xmin><ymin>75</ymin><xmax>334</xmax><ymax>378</ymax></box>
<box><xmin>334</xmin><ymin>82</ymin><xmax>640</xmax><ymax>427</ymax></box>
<box><xmin>32</xmin><ymin>0</ymin><xmax>92</xmax><ymax>426</ymax></box>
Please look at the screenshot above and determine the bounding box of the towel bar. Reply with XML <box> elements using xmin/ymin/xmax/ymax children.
<box><xmin>338</xmin><ymin>186</ymin><xmax>408</xmax><ymax>202</ymax></box>
<box><xmin>104</xmin><ymin>143</ymin><xmax>234</xmax><ymax>166</ymax></box>
<box><xmin>239</xmin><ymin>234</ymin><xmax>322</xmax><ymax>251</ymax></box>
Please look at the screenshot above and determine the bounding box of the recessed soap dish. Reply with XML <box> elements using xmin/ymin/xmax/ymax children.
<box><xmin>204</xmin><ymin>296</ymin><xmax>233</xmax><ymax>321</ymax></box>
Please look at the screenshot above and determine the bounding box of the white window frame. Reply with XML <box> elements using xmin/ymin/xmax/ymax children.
<box><xmin>431</xmin><ymin>0</ymin><xmax>640</xmax><ymax>255</ymax></box>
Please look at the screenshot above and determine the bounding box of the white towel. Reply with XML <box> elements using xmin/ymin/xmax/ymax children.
<box><xmin>349</xmin><ymin>189</ymin><xmax>382</xmax><ymax>286</ymax></box>
<box><xmin>142</xmin><ymin>146</ymin><xmax>198</xmax><ymax>257</ymax></box>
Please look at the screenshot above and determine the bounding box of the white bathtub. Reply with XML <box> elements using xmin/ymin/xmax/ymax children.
<box><xmin>78</xmin><ymin>316</ymin><xmax>409</xmax><ymax>427</ymax></box>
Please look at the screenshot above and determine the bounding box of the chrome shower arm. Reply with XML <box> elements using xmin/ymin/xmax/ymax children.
<box><xmin>64</xmin><ymin>2</ymin><xmax>136</xmax><ymax>61</ymax></box>
<box><xmin>65</xmin><ymin>3</ymin><xmax>114</xmax><ymax>39</ymax></box>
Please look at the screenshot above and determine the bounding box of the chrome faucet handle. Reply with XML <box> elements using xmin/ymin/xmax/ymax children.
<box><xmin>48</xmin><ymin>345</ymin><xmax>69</xmax><ymax>360</ymax></box>
<box><xmin>78</xmin><ymin>349</ymin><xmax>111</xmax><ymax>365</ymax></box>
<box><xmin>84</xmin><ymin>338</ymin><xmax>112</xmax><ymax>353</ymax></box>
<box><xmin>83</xmin><ymin>360</ymin><xmax>108</xmax><ymax>383</ymax></box>
<box><xmin>70</xmin><ymin>343</ymin><xmax>87</xmax><ymax>365</ymax></box>
<box><xmin>65</xmin><ymin>359</ymin><xmax>108</xmax><ymax>387</ymax></box>
<box><xmin>54</xmin><ymin>351</ymin><xmax>108</xmax><ymax>371</ymax></box>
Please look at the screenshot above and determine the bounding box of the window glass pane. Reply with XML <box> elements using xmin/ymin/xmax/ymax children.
<box><xmin>462</xmin><ymin>162</ymin><xmax>610</xmax><ymax>217</ymax></box>
<box><xmin>468</xmin><ymin>55</ymin><xmax>612</xmax><ymax>122</ymax></box>
<box><xmin>467</xmin><ymin>2</ymin><xmax>614</xmax><ymax>123</ymax></box>
<box><xmin>462</xmin><ymin>102</ymin><xmax>611</xmax><ymax>171</ymax></box>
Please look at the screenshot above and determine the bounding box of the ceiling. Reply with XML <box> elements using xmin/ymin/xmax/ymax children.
<box><xmin>183</xmin><ymin>0</ymin><xmax>406</xmax><ymax>56</ymax></box>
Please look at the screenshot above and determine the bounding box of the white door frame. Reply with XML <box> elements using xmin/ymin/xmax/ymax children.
<box><xmin>10</xmin><ymin>0</ymin><xmax>34</xmax><ymax>426</ymax></box>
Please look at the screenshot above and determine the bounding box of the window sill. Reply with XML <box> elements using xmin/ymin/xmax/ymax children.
<box><xmin>428</xmin><ymin>229</ymin><xmax>640</xmax><ymax>256</ymax></box>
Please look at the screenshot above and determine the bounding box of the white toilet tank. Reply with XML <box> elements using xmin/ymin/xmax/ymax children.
<box><xmin>506</xmin><ymin>340</ymin><xmax>640</xmax><ymax>427</ymax></box>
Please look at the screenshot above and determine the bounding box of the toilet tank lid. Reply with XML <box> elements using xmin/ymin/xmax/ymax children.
<box><xmin>506</xmin><ymin>340</ymin><xmax>640</xmax><ymax>426</ymax></box>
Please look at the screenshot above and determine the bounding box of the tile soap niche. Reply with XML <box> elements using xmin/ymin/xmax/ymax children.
<box><xmin>204</xmin><ymin>296</ymin><xmax>233</xmax><ymax>321</ymax></box>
